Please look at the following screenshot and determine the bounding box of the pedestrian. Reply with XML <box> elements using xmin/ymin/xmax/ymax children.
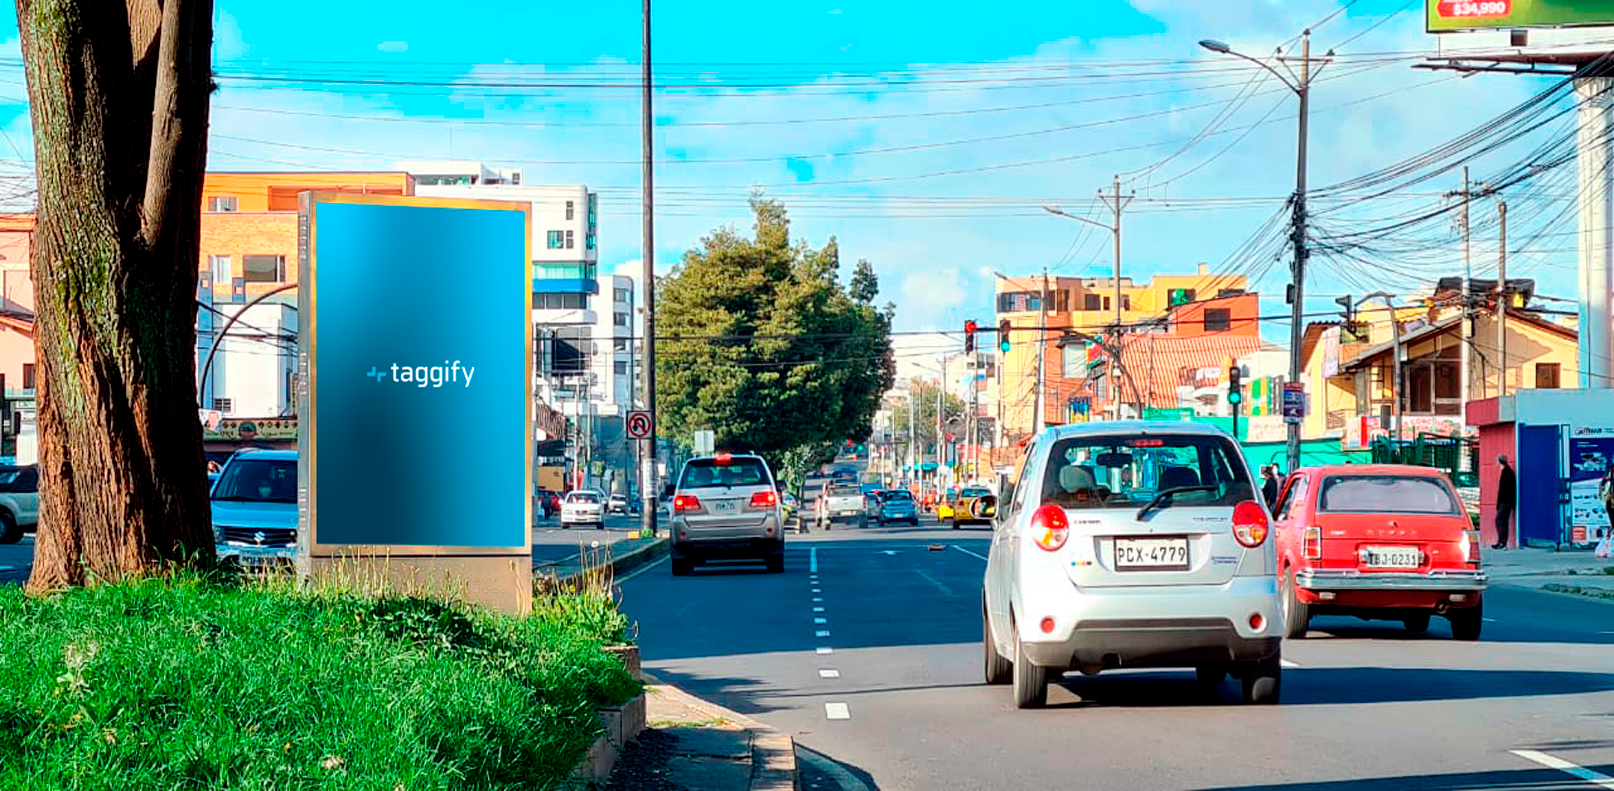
<box><xmin>1494</xmin><ymin>454</ymin><xmax>1516</xmax><ymax>550</ymax></box>
<box><xmin>1261</xmin><ymin>466</ymin><xmax>1281</xmax><ymax>510</ymax></box>
<box><xmin>1598</xmin><ymin>465</ymin><xmax>1614</xmax><ymax>556</ymax></box>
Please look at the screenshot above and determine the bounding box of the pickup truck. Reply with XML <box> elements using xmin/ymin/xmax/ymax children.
<box><xmin>0</xmin><ymin>465</ymin><xmax>40</xmax><ymax>544</ymax></box>
<box><xmin>815</xmin><ymin>481</ymin><xmax>867</xmax><ymax>530</ymax></box>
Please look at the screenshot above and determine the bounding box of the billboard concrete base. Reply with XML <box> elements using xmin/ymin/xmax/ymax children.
<box><xmin>302</xmin><ymin>553</ymin><xmax>533</xmax><ymax>616</ymax></box>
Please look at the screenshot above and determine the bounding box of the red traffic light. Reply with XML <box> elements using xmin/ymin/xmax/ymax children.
<box><xmin>965</xmin><ymin>320</ymin><xmax>978</xmax><ymax>334</ymax></box>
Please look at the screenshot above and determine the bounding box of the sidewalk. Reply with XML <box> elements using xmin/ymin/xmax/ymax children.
<box><xmin>1484</xmin><ymin>545</ymin><xmax>1614</xmax><ymax>598</ymax></box>
<box><xmin>604</xmin><ymin>673</ymin><xmax>795</xmax><ymax>791</ymax></box>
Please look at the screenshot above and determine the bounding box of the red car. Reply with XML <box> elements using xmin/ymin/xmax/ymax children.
<box><xmin>1271</xmin><ymin>464</ymin><xmax>1487</xmax><ymax>641</ymax></box>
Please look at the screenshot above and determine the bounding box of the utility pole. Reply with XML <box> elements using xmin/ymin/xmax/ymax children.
<box><xmin>1101</xmin><ymin>176</ymin><xmax>1134</xmax><ymax>419</ymax></box>
<box><xmin>1497</xmin><ymin>199</ymin><xmax>1509</xmax><ymax>397</ymax></box>
<box><xmin>1461</xmin><ymin>166</ymin><xmax>1473</xmax><ymax>412</ymax></box>
<box><xmin>1035</xmin><ymin>266</ymin><xmax>1048</xmax><ymax>432</ymax></box>
<box><xmin>908</xmin><ymin>384</ymin><xmax>917</xmax><ymax>482</ymax></box>
<box><xmin>639</xmin><ymin>0</ymin><xmax>657</xmax><ymax>536</ymax></box>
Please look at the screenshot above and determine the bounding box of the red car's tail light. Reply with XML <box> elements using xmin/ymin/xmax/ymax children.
<box><xmin>1031</xmin><ymin>503</ymin><xmax>1069</xmax><ymax>552</ymax></box>
<box><xmin>1303</xmin><ymin>526</ymin><xmax>1322</xmax><ymax>559</ymax></box>
<box><xmin>1232</xmin><ymin>500</ymin><xmax>1268</xmax><ymax>548</ymax></box>
<box><xmin>749</xmin><ymin>490</ymin><xmax>777</xmax><ymax>508</ymax></box>
<box><xmin>673</xmin><ymin>494</ymin><xmax>701</xmax><ymax>513</ymax></box>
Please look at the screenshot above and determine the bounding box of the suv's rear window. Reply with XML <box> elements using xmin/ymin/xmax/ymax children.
<box><xmin>681</xmin><ymin>458</ymin><xmax>770</xmax><ymax>489</ymax></box>
<box><xmin>1318</xmin><ymin>475</ymin><xmax>1459</xmax><ymax>515</ymax></box>
<box><xmin>1040</xmin><ymin>434</ymin><xmax>1253</xmax><ymax>510</ymax></box>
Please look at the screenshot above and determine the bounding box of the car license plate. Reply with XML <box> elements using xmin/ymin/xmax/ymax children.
<box><xmin>713</xmin><ymin>500</ymin><xmax>736</xmax><ymax>513</ymax></box>
<box><xmin>1361</xmin><ymin>545</ymin><xmax>1422</xmax><ymax>569</ymax></box>
<box><xmin>1113</xmin><ymin>537</ymin><xmax>1190</xmax><ymax>571</ymax></box>
<box><xmin>838</xmin><ymin>511</ymin><xmax>858</xmax><ymax>517</ymax></box>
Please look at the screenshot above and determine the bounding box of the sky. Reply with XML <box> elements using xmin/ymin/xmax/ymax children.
<box><xmin>0</xmin><ymin>0</ymin><xmax>1586</xmax><ymax>360</ymax></box>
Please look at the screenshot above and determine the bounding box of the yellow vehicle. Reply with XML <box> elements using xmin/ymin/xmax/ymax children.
<box><xmin>950</xmin><ymin>485</ymin><xmax>997</xmax><ymax>528</ymax></box>
<box><xmin>935</xmin><ymin>487</ymin><xmax>959</xmax><ymax>520</ymax></box>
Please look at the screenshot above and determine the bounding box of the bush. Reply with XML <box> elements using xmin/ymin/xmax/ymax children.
<box><xmin>0</xmin><ymin>573</ymin><xmax>641</xmax><ymax>790</ymax></box>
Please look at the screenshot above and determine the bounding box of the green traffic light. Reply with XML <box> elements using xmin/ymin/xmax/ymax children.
<box><xmin>999</xmin><ymin>340</ymin><xmax>1010</xmax><ymax>353</ymax></box>
<box><xmin>1228</xmin><ymin>392</ymin><xmax>1242</xmax><ymax>405</ymax></box>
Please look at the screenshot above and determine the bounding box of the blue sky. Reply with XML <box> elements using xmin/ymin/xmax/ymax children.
<box><xmin>0</xmin><ymin>0</ymin><xmax>1578</xmax><ymax>349</ymax></box>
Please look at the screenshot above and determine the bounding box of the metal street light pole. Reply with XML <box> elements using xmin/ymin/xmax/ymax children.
<box><xmin>1045</xmin><ymin>191</ymin><xmax>1133</xmax><ymax>419</ymax></box>
<box><xmin>639</xmin><ymin>0</ymin><xmax>657</xmax><ymax>536</ymax></box>
<box><xmin>1201</xmin><ymin>32</ymin><xmax>1331</xmax><ymax>473</ymax></box>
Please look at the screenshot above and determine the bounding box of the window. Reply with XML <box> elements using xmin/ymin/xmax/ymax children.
<box><xmin>1536</xmin><ymin>362</ymin><xmax>1561</xmax><ymax>389</ymax></box>
<box><xmin>1103</xmin><ymin>296</ymin><xmax>1111</xmax><ymax>311</ymax></box>
<box><xmin>565</xmin><ymin>230</ymin><xmax>574</xmax><ymax>249</ymax></box>
<box><xmin>1275</xmin><ymin>476</ymin><xmax>1309</xmax><ymax>521</ymax></box>
<box><xmin>1318</xmin><ymin>475</ymin><xmax>1459</xmax><ymax>515</ymax></box>
<box><xmin>614</xmin><ymin>287</ymin><xmax>631</xmax><ymax>303</ymax></box>
<box><xmin>1056</xmin><ymin>290</ymin><xmax>1070</xmax><ymax>313</ymax></box>
<box><xmin>613</xmin><ymin>312</ymin><xmax>629</xmax><ymax>327</ymax></box>
<box><xmin>21</xmin><ymin>363</ymin><xmax>34</xmax><ymax>390</ymax></box>
<box><xmin>547</xmin><ymin>230</ymin><xmax>564</xmax><ymax>249</ymax></box>
<box><xmin>510</xmin><ymin>172</ymin><xmax>521</xmax><ymax>185</ymax></box>
<box><xmin>208</xmin><ymin>196</ymin><xmax>238</xmax><ymax>212</ymax></box>
<box><xmin>210</xmin><ymin>255</ymin><xmax>232</xmax><ymax>285</ymax></box>
<box><xmin>536</xmin><ymin>293</ymin><xmax>589</xmax><ymax>310</ymax></box>
<box><xmin>613</xmin><ymin>339</ymin><xmax>629</xmax><ymax>352</ymax></box>
<box><xmin>243</xmin><ymin>254</ymin><xmax>284</xmax><ymax>283</ymax></box>
<box><xmin>614</xmin><ymin>360</ymin><xmax>629</xmax><ymax>375</ymax></box>
<box><xmin>213</xmin><ymin>458</ymin><xmax>297</xmax><ymax>503</ymax></box>
<box><xmin>1083</xmin><ymin>293</ymin><xmax>1101</xmax><ymax>311</ymax></box>
<box><xmin>566</xmin><ymin>200</ymin><xmax>575</xmax><ymax>220</ymax></box>
<box><xmin>1204</xmin><ymin>308</ymin><xmax>1231</xmax><ymax>332</ymax></box>
<box><xmin>1039</xmin><ymin>433</ymin><xmax>1254</xmax><ymax>510</ymax></box>
<box><xmin>679</xmin><ymin>457</ymin><xmax>771</xmax><ymax>489</ymax></box>
<box><xmin>1122</xmin><ymin>295</ymin><xmax>1131</xmax><ymax>311</ymax></box>
<box><xmin>214</xmin><ymin>397</ymin><xmax>234</xmax><ymax>414</ymax></box>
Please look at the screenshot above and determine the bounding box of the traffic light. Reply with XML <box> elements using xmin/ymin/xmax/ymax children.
<box><xmin>999</xmin><ymin>319</ymin><xmax>1012</xmax><ymax>353</ymax></box>
<box><xmin>1227</xmin><ymin>365</ymin><xmax>1243</xmax><ymax>408</ymax></box>
<box><xmin>964</xmin><ymin>320</ymin><xmax>977</xmax><ymax>354</ymax></box>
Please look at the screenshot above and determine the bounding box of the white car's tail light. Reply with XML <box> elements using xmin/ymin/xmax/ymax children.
<box><xmin>674</xmin><ymin>494</ymin><xmax>702</xmax><ymax>513</ymax></box>
<box><xmin>1303</xmin><ymin>526</ymin><xmax>1322</xmax><ymax>559</ymax></box>
<box><xmin>1232</xmin><ymin>501</ymin><xmax>1268</xmax><ymax>548</ymax></box>
<box><xmin>1031</xmin><ymin>503</ymin><xmax>1068</xmax><ymax>552</ymax></box>
<box><xmin>749</xmin><ymin>490</ymin><xmax>778</xmax><ymax>508</ymax></box>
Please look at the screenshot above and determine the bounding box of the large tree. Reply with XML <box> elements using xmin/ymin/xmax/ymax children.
<box><xmin>886</xmin><ymin>378</ymin><xmax>966</xmax><ymax>465</ymax></box>
<box><xmin>19</xmin><ymin>0</ymin><xmax>216</xmax><ymax>590</ymax></box>
<box><xmin>656</xmin><ymin>196</ymin><xmax>895</xmax><ymax>462</ymax></box>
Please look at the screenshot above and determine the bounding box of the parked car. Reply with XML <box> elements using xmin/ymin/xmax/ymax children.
<box><xmin>669</xmin><ymin>452</ymin><xmax>785</xmax><ymax>575</ymax></box>
<box><xmin>982</xmin><ymin>421</ymin><xmax>1282</xmax><ymax>709</ymax></box>
<box><xmin>951</xmin><ymin>485</ymin><xmax>997</xmax><ymax>528</ymax></box>
<box><xmin>1272</xmin><ymin>464</ymin><xmax>1487</xmax><ymax>640</ymax></box>
<box><xmin>608</xmin><ymin>494</ymin><xmax>629</xmax><ymax>514</ymax></box>
<box><xmin>561</xmin><ymin>489</ymin><xmax>606</xmax><ymax>529</ymax></box>
<box><xmin>0</xmin><ymin>464</ymin><xmax>39</xmax><ymax>544</ymax></box>
<box><xmin>874</xmin><ymin>487</ymin><xmax>919</xmax><ymax>525</ymax></box>
<box><xmin>816</xmin><ymin>480</ymin><xmax>868</xmax><ymax>530</ymax></box>
<box><xmin>211</xmin><ymin>449</ymin><xmax>298</xmax><ymax>569</ymax></box>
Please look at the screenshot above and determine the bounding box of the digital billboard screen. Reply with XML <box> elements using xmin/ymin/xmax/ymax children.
<box><xmin>1429</xmin><ymin>0</ymin><xmax>1614</xmax><ymax>32</ymax></box>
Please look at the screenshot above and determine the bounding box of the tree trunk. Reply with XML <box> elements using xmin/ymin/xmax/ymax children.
<box><xmin>17</xmin><ymin>0</ymin><xmax>215</xmax><ymax>590</ymax></box>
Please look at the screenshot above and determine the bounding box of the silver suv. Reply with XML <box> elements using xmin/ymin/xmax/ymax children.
<box><xmin>669</xmin><ymin>453</ymin><xmax>785</xmax><ymax>575</ymax></box>
<box><xmin>982</xmin><ymin>422</ymin><xmax>1282</xmax><ymax>708</ymax></box>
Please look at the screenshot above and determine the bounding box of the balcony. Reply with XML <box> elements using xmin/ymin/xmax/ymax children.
<box><xmin>533</xmin><ymin>261</ymin><xmax>599</xmax><ymax>295</ymax></box>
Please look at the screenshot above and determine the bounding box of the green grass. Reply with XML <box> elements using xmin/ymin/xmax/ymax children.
<box><xmin>0</xmin><ymin>571</ymin><xmax>641</xmax><ymax>790</ymax></box>
<box><xmin>1541</xmin><ymin>583</ymin><xmax>1614</xmax><ymax>601</ymax></box>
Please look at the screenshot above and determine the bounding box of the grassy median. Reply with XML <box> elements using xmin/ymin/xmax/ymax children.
<box><xmin>0</xmin><ymin>570</ymin><xmax>640</xmax><ymax>790</ymax></box>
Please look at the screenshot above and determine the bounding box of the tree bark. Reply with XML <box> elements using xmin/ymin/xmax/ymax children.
<box><xmin>17</xmin><ymin>0</ymin><xmax>215</xmax><ymax>590</ymax></box>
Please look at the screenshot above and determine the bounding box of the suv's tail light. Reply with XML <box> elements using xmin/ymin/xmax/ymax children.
<box><xmin>1232</xmin><ymin>501</ymin><xmax>1269</xmax><ymax>548</ymax></box>
<box><xmin>1031</xmin><ymin>503</ymin><xmax>1069</xmax><ymax>552</ymax></box>
<box><xmin>673</xmin><ymin>494</ymin><xmax>701</xmax><ymax>513</ymax></box>
<box><xmin>749</xmin><ymin>490</ymin><xmax>778</xmax><ymax>509</ymax></box>
<box><xmin>1303</xmin><ymin>526</ymin><xmax>1322</xmax><ymax>559</ymax></box>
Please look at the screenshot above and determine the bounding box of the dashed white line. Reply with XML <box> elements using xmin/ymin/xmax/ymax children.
<box><xmin>810</xmin><ymin>547</ymin><xmax>818</xmax><ymax>573</ymax></box>
<box><xmin>816</xmin><ymin>630</ymin><xmax>831</xmax><ymax>637</ymax></box>
<box><xmin>816</xmin><ymin>647</ymin><xmax>833</xmax><ymax>655</ymax></box>
<box><xmin>824</xmin><ymin>702</ymin><xmax>851</xmax><ymax>720</ymax></box>
<box><xmin>1280</xmin><ymin>659</ymin><xmax>1300</xmax><ymax>668</ymax></box>
<box><xmin>812</xmin><ymin>597</ymin><xmax>823</xmax><ymax>603</ymax></box>
<box><xmin>951</xmin><ymin>545</ymin><xmax>989</xmax><ymax>562</ymax></box>
<box><xmin>813</xmin><ymin>606</ymin><xmax>825</xmax><ymax>612</ymax></box>
<box><xmin>1511</xmin><ymin>749</ymin><xmax>1614</xmax><ymax>789</ymax></box>
<box><xmin>1483</xmin><ymin>618</ymin><xmax>1498</xmax><ymax>623</ymax></box>
<box><xmin>819</xmin><ymin>669</ymin><xmax>840</xmax><ymax>678</ymax></box>
<box><xmin>814</xmin><ymin>617</ymin><xmax>827</xmax><ymax>624</ymax></box>
<box><xmin>812</xmin><ymin>588</ymin><xmax>822</xmax><ymax>594</ymax></box>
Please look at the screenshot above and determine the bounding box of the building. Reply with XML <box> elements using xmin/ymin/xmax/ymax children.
<box><xmin>995</xmin><ymin>264</ymin><xmax>1253</xmax><ymax>442</ymax></box>
<box><xmin>205</xmin><ymin>302</ymin><xmax>298</xmax><ymax>418</ymax></box>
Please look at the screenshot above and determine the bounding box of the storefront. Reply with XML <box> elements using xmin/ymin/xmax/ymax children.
<box><xmin>1467</xmin><ymin>390</ymin><xmax>1614</xmax><ymax>550</ymax></box>
<box><xmin>202</xmin><ymin>417</ymin><xmax>297</xmax><ymax>467</ymax></box>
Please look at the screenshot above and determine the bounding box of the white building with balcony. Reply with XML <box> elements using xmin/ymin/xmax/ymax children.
<box><xmin>197</xmin><ymin>302</ymin><xmax>297</xmax><ymax>418</ymax></box>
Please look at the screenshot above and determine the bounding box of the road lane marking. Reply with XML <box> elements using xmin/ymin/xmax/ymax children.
<box><xmin>812</xmin><ymin>588</ymin><xmax>822</xmax><ymax>594</ymax></box>
<box><xmin>1511</xmin><ymin>750</ymin><xmax>1614</xmax><ymax>789</ymax></box>
<box><xmin>951</xmin><ymin>545</ymin><xmax>989</xmax><ymax>562</ymax></box>
<box><xmin>814</xmin><ymin>617</ymin><xmax>827</xmax><ymax>624</ymax></box>
<box><xmin>810</xmin><ymin>547</ymin><xmax>817</xmax><ymax>573</ymax></box>
<box><xmin>819</xmin><ymin>669</ymin><xmax>840</xmax><ymax>678</ymax></box>
<box><xmin>1281</xmin><ymin>659</ymin><xmax>1300</xmax><ymax>668</ymax></box>
<box><xmin>816</xmin><ymin>630</ymin><xmax>831</xmax><ymax>637</ymax></box>
<box><xmin>813</xmin><ymin>606</ymin><xmax>825</xmax><ymax>612</ymax></box>
<box><xmin>915</xmin><ymin>568</ymin><xmax>953</xmax><ymax>597</ymax></box>
<box><xmin>813</xmin><ymin>597</ymin><xmax>823</xmax><ymax>602</ymax></box>
<box><xmin>824</xmin><ymin>703</ymin><xmax>850</xmax><ymax>720</ymax></box>
<box><xmin>817</xmin><ymin>647</ymin><xmax>833</xmax><ymax>655</ymax></box>
<box><xmin>613</xmin><ymin>555</ymin><xmax>667</xmax><ymax>584</ymax></box>
<box><xmin>1483</xmin><ymin>618</ymin><xmax>1498</xmax><ymax>622</ymax></box>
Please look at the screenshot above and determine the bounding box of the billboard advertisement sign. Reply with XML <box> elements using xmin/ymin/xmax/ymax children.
<box><xmin>1568</xmin><ymin>436</ymin><xmax>1614</xmax><ymax>545</ymax></box>
<box><xmin>1428</xmin><ymin>0</ymin><xmax>1614</xmax><ymax>32</ymax></box>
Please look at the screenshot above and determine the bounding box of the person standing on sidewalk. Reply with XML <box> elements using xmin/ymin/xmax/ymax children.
<box><xmin>1261</xmin><ymin>466</ymin><xmax>1281</xmax><ymax>511</ymax></box>
<box><xmin>1494</xmin><ymin>455</ymin><xmax>1516</xmax><ymax>550</ymax></box>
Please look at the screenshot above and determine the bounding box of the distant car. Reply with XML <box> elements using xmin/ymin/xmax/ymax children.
<box><xmin>561</xmin><ymin>490</ymin><xmax>606</xmax><ymax>530</ymax></box>
<box><xmin>983</xmin><ymin>422</ymin><xmax>1282</xmax><ymax>708</ymax></box>
<box><xmin>211</xmin><ymin>449</ymin><xmax>298</xmax><ymax>570</ymax></box>
<box><xmin>608</xmin><ymin>494</ymin><xmax>629</xmax><ymax>515</ymax></box>
<box><xmin>874</xmin><ymin>488</ymin><xmax>919</xmax><ymax>526</ymax></box>
<box><xmin>816</xmin><ymin>481</ymin><xmax>868</xmax><ymax>530</ymax></box>
<box><xmin>0</xmin><ymin>464</ymin><xmax>39</xmax><ymax>544</ymax></box>
<box><xmin>936</xmin><ymin>488</ymin><xmax>960</xmax><ymax>521</ymax></box>
<box><xmin>951</xmin><ymin>486</ymin><xmax>997</xmax><ymax>528</ymax></box>
<box><xmin>1273</xmin><ymin>464</ymin><xmax>1486</xmax><ymax>640</ymax></box>
<box><xmin>669</xmin><ymin>452</ymin><xmax>784</xmax><ymax>575</ymax></box>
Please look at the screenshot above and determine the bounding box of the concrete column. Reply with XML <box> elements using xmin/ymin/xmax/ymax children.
<box><xmin>1577</xmin><ymin>76</ymin><xmax>1614</xmax><ymax>388</ymax></box>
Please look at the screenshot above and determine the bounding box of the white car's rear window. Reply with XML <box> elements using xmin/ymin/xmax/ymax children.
<box><xmin>1039</xmin><ymin>434</ymin><xmax>1254</xmax><ymax>510</ymax></box>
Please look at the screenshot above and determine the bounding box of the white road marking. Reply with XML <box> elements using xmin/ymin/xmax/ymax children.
<box><xmin>1511</xmin><ymin>749</ymin><xmax>1614</xmax><ymax>789</ymax></box>
<box><xmin>951</xmin><ymin>545</ymin><xmax>989</xmax><ymax>562</ymax></box>
<box><xmin>813</xmin><ymin>606</ymin><xmax>825</xmax><ymax>612</ymax></box>
<box><xmin>816</xmin><ymin>630</ymin><xmax>831</xmax><ymax>637</ymax></box>
<box><xmin>812</xmin><ymin>597</ymin><xmax>823</xmax><ymax>603</ymax></box>
<box><xmin>1280</xmin><ymin>659</ymin><xmax>1300</xmax><ymax>668</ymax></box>
<box><xmin>810</xmin><ymin>547</ymin><xmax>818</xmax><ymax>573</ymax></box>
<box><xmin>915</xmin><ymin>568</ymin><xmax>952</xmax><ymax>597</ymax></box>
<box><xmin>1483</xmin><ymin>618</ymin><xmax>1498</xmax><ymax>622</ymax></box>
<box><xmin>817</xmin><ymin>647</ymin><xmax>833</xmax><ymax>655</ymax></box>
<box><xmin>824</xmin><ymin>702</ymin><xmax>851</xmax><ymax>720</ymax></box>
<box><xmin>819</xmin><ymin>669</ymin><xmax>840</xmax><ymax>679</ymax></box>
<box><xmin>812</xmin><ymin>588</ymin><xmax>822</xmax><ymax>594</ymax></box>
<box><xmin>0</xmin><ymin>565</ymin><xmax>13</xmax><ymax>572</ymax></box>
<box><xmin>613</xmin><ymin>555</ymin><xmax>667</xmax><ymax>584</ymax></box>
<box><xmin>814</xmin><ymin>617</ymin><xmax>827</xmax><ymax>624</ymax></box>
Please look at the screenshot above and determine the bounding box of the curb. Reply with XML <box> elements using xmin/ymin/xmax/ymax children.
<box><xmin>643</xmin><ymin>671</ymin><xmax>800</xmax><ymax>791</ymax></box>
<box><xmin>568</xmin><ymin>645</ymin><xmax>648</xmax><ymax>788</ymax></box>
<box><xmin>535</xmin><ymin>537</ymin><xmax>670</xmax><ymax>589</ymax></box>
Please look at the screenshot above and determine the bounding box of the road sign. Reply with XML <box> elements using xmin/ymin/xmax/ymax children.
<box><xmin>692</xmin><ymin>429</ymin><xmax>715</xmax><ymax>455</ymax></box>
<box><xmin>627</xmin><ymin>410</ymin><xmax>653</xmax><ymax>440</ymax></box>
<box><xmin>1281</xmin><ymin>382</ymin><xmax>1306</xmax><ymax>423</ymax></box>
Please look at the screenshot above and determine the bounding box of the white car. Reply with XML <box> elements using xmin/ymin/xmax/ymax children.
<box><xmin>982</xmin><ymin>421</ymin><xmax>1283</xmax><ymax>709</ymax></box>
<box><xmin>561</xmin><ymin>489</ymin><xmax>606</xmax><ymax>530</ymax></box>
<box><xmin>608</xmin><ymin>494</ymin><xmax>629</xmax><ymax>514</ymax></box>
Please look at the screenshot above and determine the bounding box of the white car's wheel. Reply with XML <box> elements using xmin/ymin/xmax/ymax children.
<box><xmin>983</xmin><ymin>598</ymin><xmax>1011</xmax><ymax>686</ymax></box>
<box><xmin>1241</xmin><ymin>655</ymin><xmax>1282</xmax><ymax>705</ymax></box>
<box><xmin>1011</xmin><ymin>620</ymin><xmax>1048</xmax><ymax>709</ymax></box>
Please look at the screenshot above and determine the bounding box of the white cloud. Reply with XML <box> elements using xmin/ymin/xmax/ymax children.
<box><xmin>377</xmin><ymin>41</ymin><xmax>409</xmax><ymax>53</ymax></box>
<box><xmin>829</xmin><ymin>8</ymin><xmax>843</xmax><ymax>15</ymax></box>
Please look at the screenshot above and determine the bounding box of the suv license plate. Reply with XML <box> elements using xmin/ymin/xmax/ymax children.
<box><xmin>1114</xmin><ymin>537</ymin><xmax>1190</xmax><ymax>571</ymax></box>
<box><xmin>1362</xmin><ymin>546</ymin><xmax>1421</xmax><ymax>569</ymax></box>
<box><xmin>713</xmin><ymin>501</ymin><xmax>736</xmax><ymax>513</ymax></box>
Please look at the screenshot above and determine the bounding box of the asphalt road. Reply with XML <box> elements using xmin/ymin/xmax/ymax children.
<box><xmin>618</xmin><ymin>515</ymin><xmax>1614</xmax><ymax>791</ymax></box>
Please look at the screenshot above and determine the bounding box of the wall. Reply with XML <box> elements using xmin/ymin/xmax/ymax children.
<box><xmin>200</xmin><ymin>212</ymin><xmax>300</xmax><ymax>300</ymax></box>
<box><xmin>208</xmin><ymin>303</ymin><xmax>297</xmax><ymax>417</ymax></box>
<box><xmin>202</xmin><ymin>172</ymin><xmax>413</xmax><ymax>213</ymax></box>
<box><xmin>1467</xmin><ymin>311</ymin><xmax>1579</xmax><ymax>398</ymax></box>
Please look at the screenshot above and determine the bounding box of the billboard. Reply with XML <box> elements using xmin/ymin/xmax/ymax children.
<box><xmin>1429</xmin><ymin>0</ymin><xmax>1614</xmax><ymax>32</ymax></box>
<box><xmin>299</xmin><ymin>193</ymin><xmax>532</xmax><ymax>553</ymax></box>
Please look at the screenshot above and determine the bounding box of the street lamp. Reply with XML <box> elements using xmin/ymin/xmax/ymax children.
<box><xmin>1200</xmin><ymin>31</ymin><xmax>1332</xmax><ymax>473</ymax></box>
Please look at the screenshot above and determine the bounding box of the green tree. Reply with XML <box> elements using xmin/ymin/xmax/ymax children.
<box><xmin>887</xmin><ymin>378</ymin><xmax>966</xmax><ymax>465</ymax></box>
<box><xmin>656</xmin><ymin>197</ymin><xmax>895</xmax><ymax>461</ymax></box>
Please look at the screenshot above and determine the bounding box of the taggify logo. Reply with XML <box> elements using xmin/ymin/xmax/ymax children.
<box><xmin>365</xmin><ymin>361</ymin><xmax>475</xmax><ymax>388</ymax></box>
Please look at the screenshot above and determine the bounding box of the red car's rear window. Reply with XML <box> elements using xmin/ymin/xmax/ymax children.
<box><xmin>1317</xmin><ymin>475</ymin><xmax>1460</xmax><ymax>515</ymax></box>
